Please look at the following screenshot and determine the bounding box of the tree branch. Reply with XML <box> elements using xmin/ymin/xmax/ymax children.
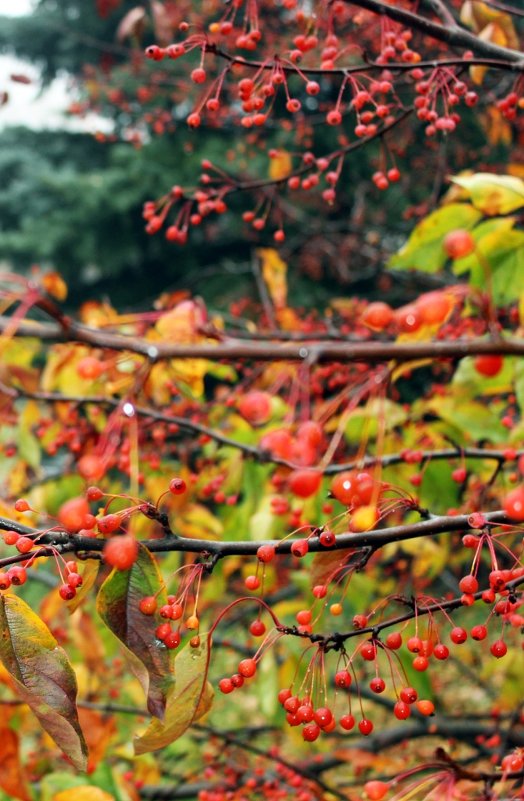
<box><xmin>2</xmin><ymin>314</ymin><xmax>524</xmax><ymax>362</ymax></box>
<box><xmin>344</xmin><ymin>0</ymin><xmax>524</xmax><ymax>66</ymax></box>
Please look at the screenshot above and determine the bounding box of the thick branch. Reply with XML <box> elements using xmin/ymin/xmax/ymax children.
<box><xmin>2</xmin><ymin>315</ymin><xmax>524</xmax><ymax>362</ymax></box>
<box><xmin>0</xmin><ymin>510</ymin><xmax>511</xmax><ymax>561</ymax></box>
<box><xmin>345</xmin><ymin>0</ymin><xmax>524</xmax><ymax>66</ymax></box>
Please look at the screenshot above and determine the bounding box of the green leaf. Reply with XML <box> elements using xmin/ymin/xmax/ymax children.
<box><xmin>424</xmin><ymin>395</ymin><xmax>507</xmax><ymax>444</ymax></box>
<box><xmin>344</xmin><ymin>398</ymin><xmax>407</xmax><ymax>444</ymax></box>
<box><xmin>134</xmin><ymin>640</ymin><xmax>213</xmax><ymax>755</ymax></box>
<box><xmin>96</xmin><ymin>543</ymin><xmax>174</xmax><ymax>719</ymax></box>
<box><xmin>388</xmin><ymin>204</ymin><xmax>482</xmax><ymax>272</ymax></box>
<box><xmin>451</xmin><ymin>173</ymin><xmax>524</xmax><ymax>215</ymax></box>
<box><xmin>452</xmin><ymin>221</ymin><xmax>524</xmax><ymax>304</ymax></box>
<box><xmin>452</xmin><ymin>354</ymin><xmax>514</xmax><ymax>395</ymax></box>
<box><xmin>0</xmin><ymin>594</ymin><xmax>87</xmax><ymax>771</ymax></box>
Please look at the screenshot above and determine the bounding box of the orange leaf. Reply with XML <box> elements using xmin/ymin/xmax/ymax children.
<box><xmin>0</xmin><ymin>727</ymin><xmax>31</xmax><ymax>801</ymax></box>
<box><xmin>41</xmin><ymin>271</ymin><xmax>68</xmax><ymax>301</ymax></box>
<box><xmin>77</xmin><ymin>708</ymin><xmax>117</xmax><ymax>774</ymax></box>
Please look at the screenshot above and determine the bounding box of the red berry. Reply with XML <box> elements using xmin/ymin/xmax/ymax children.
<box><xmin>443</xmin><ymin>229</ymin><xmax>475</xmax><ymax>259</ymax></box>
<box><xmin>219</xmin><ymin>678</ymin><xmax>234</xmax><ymax>694</ymax></box>
<box><xmin>191</xmin><ymin>68</ymin><xmax>207</xmax><ymax>84</ymax></box>
<box><xmin>364</xmin><ymin>780</ymin><xmax>389</xmax><ymax>800</ymax></box>
<box><xmin>416</xmin><ymin>699</ymin><xmax>435</xmax><ymax>716</ymax></box>
<box><xmin>164</xmin><ymin>630</ymin><xmax>181</xmax><ymax>649</ymax></box>
<box><xmin>358</xmin><ymin>718</ymin><xmax>374</xmax><ymax>735</ymax></box>
<box><xmin>58</xmin><ymin>497</ymin><xmax>90</xmax><ymax>533</ymax></box>
<box><xmin>59</xmin><ymin>584</ymin><xmax>76</xmax><ymax>600</ymax></box>
<box><xmin>400</xmin><ymin>687</ymin><xmax>418</xmax><ymax>704</ymax></box>
<box><xmin>360</xmin><ymin>641</ymin><xmax>377</xmax><ymax>661</ymax></box>
<box><xmin>474</xmin><ymin>355</ymin><xmax>503</xmax><ymax>378</ymax></box>
<box><xmin>459</xmin><ymin>575</ymin><xmax>478</xmax><ymax>594</ymax></box>
<box><xmin>0</xmin><ymin>573</ymin><xmax>11</xmax><ymax>590</ymax></box>
<box><xmin>289</xmin><ymin>469</ymin><xmax>323</xmax><ymax>498</ymax></box>
<box><xmin>16</xmin><ymin>537</ymin><xmax>34</xmax><ymax>554</ymax></box>
<box><xmin>361</xmin><ymin>302</ymin><xmax>394</xmax><ymax>331</ymax></box>
<box><xmin>302</xmin><ymin>723</ymin><xmax>321</xmax><ymax>741</ymax></box>
<box><xmin>103</xmin><ymin>535</ymin><xmax>138</xmax><ymax>571</ymax></box>
<box><xmin>503</xmin><ymin>486</ymin><xmax>524</xmax><ymax>521</ymax></box>
<box><xmin>249</xmin><ymin>619</ymin><xmax>266</xmax><ymax>636</ymax></box>
<box><xmin>314</xmin><ymin>707</ymin><xmax>333</xmax><ymax>728</ymax></box>
<box><xmin>256</xmin><ymin>544</ymin><xmax>276</xmax><ymax>563</ymax></box>
<box><xmin>490</xmin><ymin>639</ymin><xmax>507</xmax><ymax>658</ymax></box>
<box><xmin>319</xmin><ymin>529</ymin><xmax>336</xmax><ymax>547</ymax></box>
<box><xmin>245</xmin><ymin>575</ymin><xmax>261</xmax><ymax>590</ymax></box>
<box><xmin>394</xmin><ymin>700</ymin><xmax>411</xmax><ymax>720</ymax></box>
<box><xmin>169</xmin><ymin>478</ymin><xmax>187</xmax><ymax>495</ymax></box>
<box><xmin>386</xmin><ymin>631</ymin><xmax>402</xmax><ymax>649</ymax></box>
<box><xmin>238</xmin><ymin>391</ymin><xmax>272</xmax><ymax>425</ymax></box>
<box><xmin>370</xmin><ymin>677</ymin><xmax>386</xmax><ymax>693</ymax></box>
<box><xmin>433</xmin><ymin>643</ymin><xmax>449</xmax><ymax>660</ymax></box>
<box><xmin>335</xmin><ymin>669</ymin><xmax>352</xmax><ymax>688</ymax></box>
<box><xmin>291</xmin><ymin>539</ymin><xmax>309</xmax><ymax>558</ymax></box>
<box><xmin>238</xmin><ymin>658</ymin><xmax>257</xmax><ymax>678</ymax></box>
<box><xmin>7</xmin><ymin>566</ymin><xmax>26</xmax><ymax>586</ymax></box>
<box><xmin>471</xmin><ymin>624</ymin><xmax>488</xmax><ymax>641</ymax></box>
<box><xmin>450</xmin><ymin>626</ymin><xmax>468</xmax><ymax>644</ymax></box>
<box><xmin>139</xmin><ymin>596</ymin><xmax>158</xmax><ymax>615</ymax></box>
<box><xmin>340</xmin><ymin>713</ymin><xmax>355</xmax><ymax>730</ymax></box>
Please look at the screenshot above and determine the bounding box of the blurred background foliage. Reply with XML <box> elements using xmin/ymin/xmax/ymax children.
<box><xmin>0</xmin><ymin>0</ymin><xmax>521</xmax><ymax>308</ymax></box>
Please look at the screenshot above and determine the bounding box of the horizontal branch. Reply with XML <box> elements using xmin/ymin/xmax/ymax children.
<box><xmin>206</xmin><ymin>43</ymin><xmax>521</xmax><ymax>76</ymax></box>
<box><xmin>6</xmin><ymin>381</ymin><xmax>524</xmax><ymax>474</ymax></box>
<box><xmin>3</xmin><ymin>315</ymin><xmax>524</xmax><ymax>363</ymax></box>
<box><xmin>0</xmin><ymin>510</ymin><xmax>511</xmax><ymax>563</ymax></box>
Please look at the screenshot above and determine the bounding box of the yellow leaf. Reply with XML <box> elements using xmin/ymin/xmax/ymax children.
<box><xmin>176</xmin><ymin>503</ymin><xmax>223</xmax><ymax>540</ymax></box>
<box><xmin>450</xmin><ymin>173</ymin><xmax>524</xmax><ymax>216</ymax></box>
<box><xmin>134</xmin><ymin>641</ymin><xmax>213</xmax><ymax>755</ymax></box>
<box><xmin>268</xmin><ymin>150</ymin><xmax>293</xmax><ymax>181</ymax></box>
<box><xmin>481</xmin><ymin>107</ymin><xmax>512</xmax><ymax>147</ymax></box>
<box><xmin>155</xmin><ymin>300</ymin><xmax>206</xmax><ymax>343</ymax></box>
<box><xmin>469</xmin><ymin>22</ymin><xmax>508</xmax><ymax>84</ymax></box>
<box><xmin>460</xmin><ymin>0</ymin><xmax>518</xmax><ymax>47</ymax></box>
<box><xmin>171</xmin><ymin>358</ymin><xmax>209</xmax><ymax>398</ymax></box>
<box><xmin>53</xmin><ymin>789</ymin><xmax>115</xmax><ymax>801</ymax></box>
<box><xmin>256</xmin><ymin>248</ymin><xmax>288</xmax><ymax>309</ymax></box>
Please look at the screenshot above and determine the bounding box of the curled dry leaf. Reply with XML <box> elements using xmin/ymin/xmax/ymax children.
<box><xmin>97</xmin><ymin>542</ymin><xmax>174</xmax><ymax>719</ymax></box>
<box><xmin>134</xmin><ymin>639</ymin><xmax>214</xmax><ymax>755</ymax></box>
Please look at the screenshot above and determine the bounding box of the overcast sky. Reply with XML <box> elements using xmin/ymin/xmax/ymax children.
<box><xmin>0</xmin><ymin>0</ymin><xmax>108</xmax><ymax>132</ymax></box>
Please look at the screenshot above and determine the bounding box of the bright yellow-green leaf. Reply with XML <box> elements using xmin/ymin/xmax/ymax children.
<box><xmin>0</xmin><ymin>594</ymin><xmax>87</xmax><ymax>771</ymax></box>
<box><xmin>134</xmin><ymin>640</ymin><xmax>213</xmax><ymax>755</ymax></box>
<box><xmin>451</xmin><ymin>173</ymin><xmax>524</xmax><ymax>215</ymax></box>
<box><xmin>388</xmin><ymin>203</ymin><xmax>482</xmax><ymax>272</ymax></box>
<box><xmin>452</xmin><ymin>219</ymin><xmax>524</xmax><ymax>303</ymax></box>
